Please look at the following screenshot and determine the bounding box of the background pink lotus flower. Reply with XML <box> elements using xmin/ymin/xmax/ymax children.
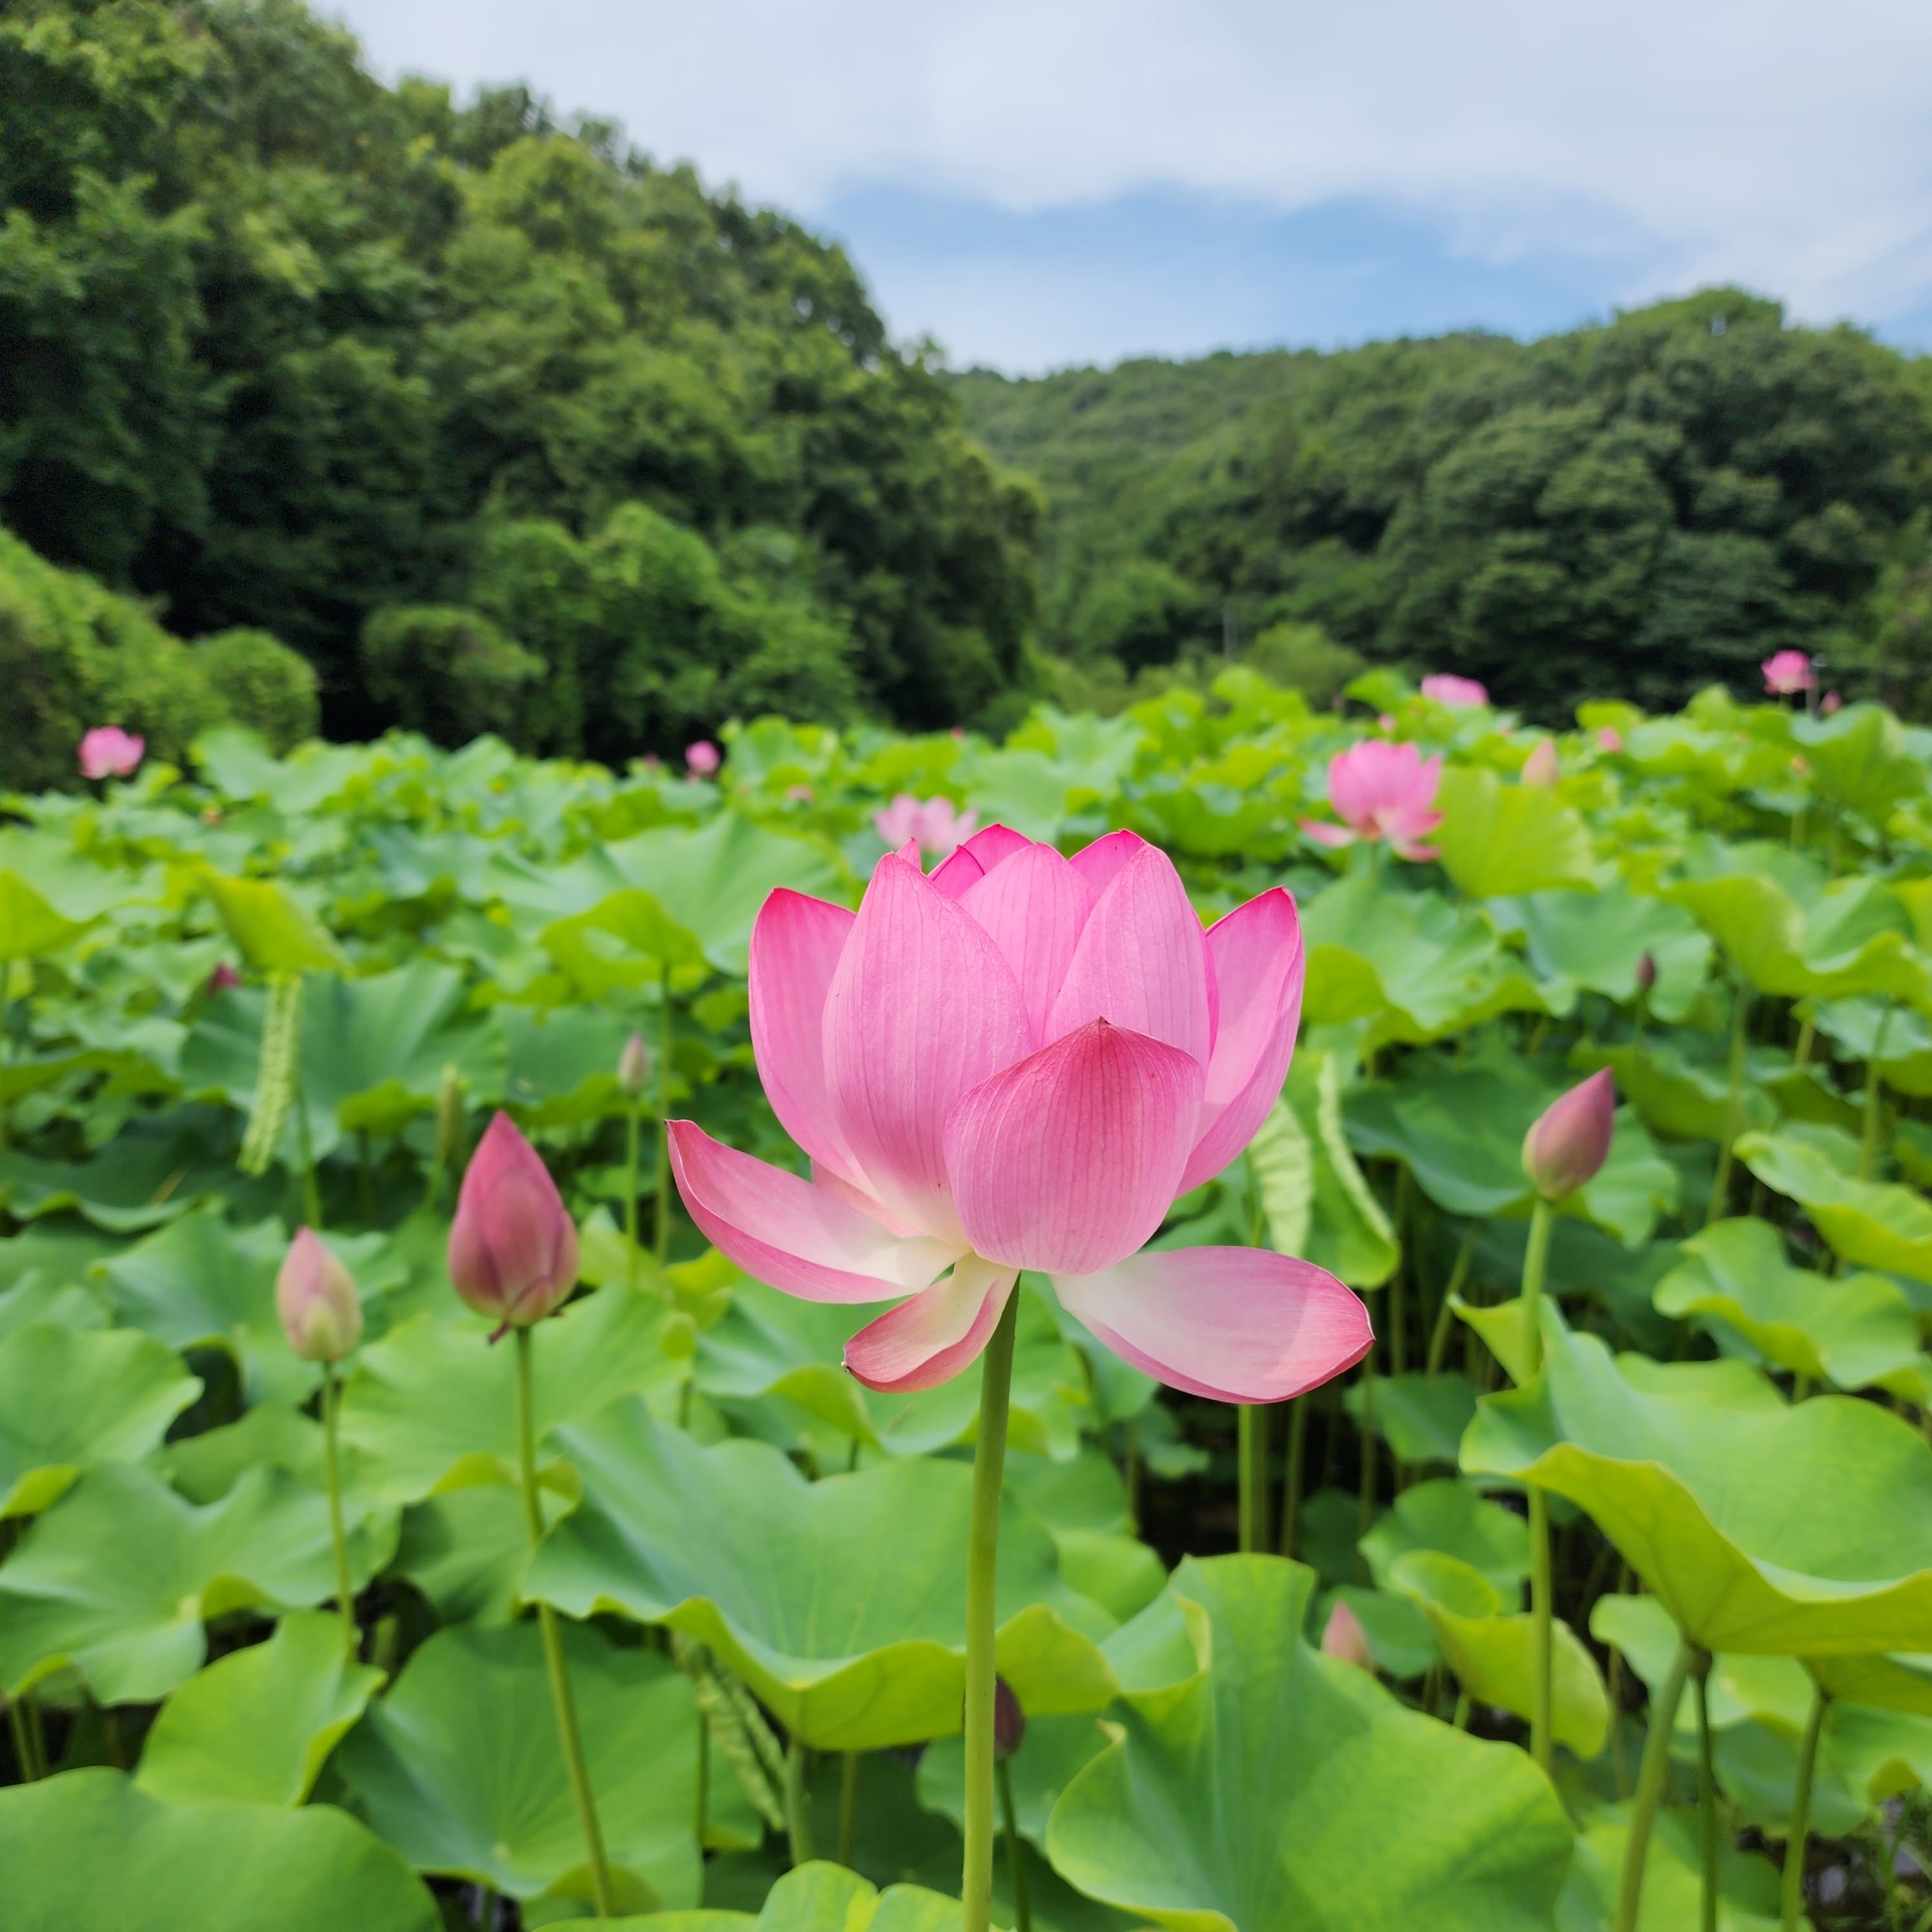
<box><xmin>1300</xmin><ymin>741</ymin><xmax>1444</xmax><ymax>861</ymax></box>
<box><xmin>1820</xmin><ymin>690</ymin><xmax>1842</xmax><ymax>715</ymax></box>
<box><xmin>1321</xmin><ymin>1599</ymin><xmax>1375</xmax><ymax>1671</ymax></box>
<box><xmin>1762</xmin><ymin>650</ymin><xmax>1815</xmax><ymax>696</ymax></box>
<box><xmin>874</xmin><ymin>793</ymin><xmax>980</xmax><ymax>859</ymax></box>
<box><xmin>78</xmin><ymin>726</ymin><xmax>144</xmax><ymax>779</ymax></box>
<box><xmin>1521</xmin><ymin>739</ymin><xmax>1559</xmax><ymax>787</ymax></box>
<box><xmin>207</xmin><ymin>961</ymin><xmax>243</xmax><ymax>995</ymax></box>
<box><xmin>1596</xmin><ymin>726</ymin><xmax>1625</xmax><ymax>753</ymax></box>
<box><xmin>1420</xmin><ymin>673</ymin><xmax>1488</xmax><ymax>708</ymax></box>
<box><xmin>449</xmin><ymin>1112</ymin><xmax>581</xmax><ymax>1335</ymax></box>
<box><xmin>685</xmin><ymin>740</ymin><xmax>721</xmax><ymax>776</ymax></box>
<box><xmin>668</xmin><ymin>825</ymin><xmax>1371</xmax><ymax>1399</ymax></box>
<box><xmin>1522</xmin><ymin>1069</ymin><xmax>1616</xmax><ymax>1201</ymax></box>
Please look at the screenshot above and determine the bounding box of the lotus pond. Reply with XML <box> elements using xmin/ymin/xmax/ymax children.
<box><xmin>5</xmin><ymin>668</ymin><xmax>1932</xmax><ymax>1932</ymax></box>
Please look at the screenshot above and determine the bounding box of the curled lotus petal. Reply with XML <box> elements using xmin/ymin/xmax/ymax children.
<box><xmin>843</xmin><ymin>1256</ymin><xmax>1016</xmax><ymax>1392</ymax></box>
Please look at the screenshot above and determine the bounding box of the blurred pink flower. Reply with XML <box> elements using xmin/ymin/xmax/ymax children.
<box><xmin>1301</xmin><ymin>741</ymin><xmax>1444</xmax><ymax>861</ymax></box>
<box><xmin>1762</xmin><ymin>650</ymin><xmax>1815</xmax><ymax>696</ymax></box>
<box><xmin>1596</xmin><ymin>726</ymin><xmax>1625</xmax><ymax>753</ymax></box>
<box><xmin>1523</xmin><ymin>1069</ymin><xmax>1616</xmax><ymax>1202</ymax></box>
<box><xmin>1321</xmin><ymin>1600</ymin><xmax>1375</xmax><ymax>1671</ymax></box>
<box><xmin>685</xmin><ymin>740</ymin><xmax>721</xmax><ymax>776</ymax></box>
<box><xmin>276</xmin><ymin>1227</ymin><xmax>363</xmax><ymax>1364</ymax></box>
<box><xmin>786</xmin><ymin>784</ymin><xmax>814</xmax><ymax>803</ymax></box>
<box><xmin>1820</xmin><ymin>690</ymin><xmax>1842</xmax><ymax>715</ymax></box>
<box><xmin>79</xmin><ymin>726</ymin><xmax>144</xmax><ymax>780</ymax></box>
<box><xmin>1521</xmin><ymin>739</ymin><xmax>1559</xmax><ymax>787</ymax></box>
<box><xmin>449</xmin><ymin>1113</ymin><xmax>581</xmax><ymax>1338</ymax></box>
<box><xmin>668</xmin><ymin>827</ymin><xmax>1371</xmax><ymax>1399</ymax></box>
<box><xmin>874</xmin><ymin>793</ymin><xmax>979</xmax><ymax>859</ymax></box>
<box><xmin>207</xmin><ymin>961</ymin><xmax>243</xmax><ymax>995</ymax></box>
<box><xmin>1421</xmin><ymin>673</ymin><xmax>1488</xmax><ymax>708</ymax></box>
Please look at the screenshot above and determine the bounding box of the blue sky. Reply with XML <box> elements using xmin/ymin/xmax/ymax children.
<box><xmin>326</xmin><ymin>0</ymin><xmax>1932</xmax><ymax>374</ymax></box>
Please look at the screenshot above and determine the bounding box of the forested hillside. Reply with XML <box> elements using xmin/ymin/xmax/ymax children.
<box><xmin>0</xmin><ymin>0</ymin><xmax>1038</xmax><ymax>756</ymax></box>
<box><xmin>952</xmin><ymin>294</ymin><xmax>1932</xmax><ymax>717</ymax></box>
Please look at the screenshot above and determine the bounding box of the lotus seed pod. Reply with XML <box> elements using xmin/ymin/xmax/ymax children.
<box><xmin>617</xmin><ymin>1031</ymin><xmax>652</xmax><ymax>1098</ymax></box>
<box><xmin>1521</xmin><ymin>1069</ymin><xmax>1616</xmax><ymax>1202</ymax></box>
<box><xmin>1321</xmin><ymin>1600</ymin><xmax>1375</xmax><ymax>1672</ymax></box>
<box><xmin>276</xmin><ymin>1227</ymin><xmax>363</xmax><ymax>1363</ymax></box>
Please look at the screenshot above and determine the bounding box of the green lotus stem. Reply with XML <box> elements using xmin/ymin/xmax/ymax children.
<box><xmin>320</xmin><ymin>1362</ymin><xmax>357</xmax><ymax>1661</ymax></box>
<box><xmin>838</xmin><ymin>1750</ymin><xmax>859</xmax><ymax>1868</ymax></box>
<box><xmin>1237</xmin><ymin>1403</ymin><xmax>1268</xmax><ymax>1553</ymax></box>
<box><xmin>1618</xmin><ymin>1636</ymin><xmax>1694</xmax><ymax>1932</ymax></box>
<box><xmin>961</xmin><ymin>1293</ymin><xmax>1020</xmax><ymax>1932</ymax></box>
<box><xmin>1694</xmin><ymin>1651</ymin><xmax>1718</xmax><ymax>1932</ymax></box>
<box><xmin>1279</xmin><ymin>1395</ymin><xmax>1308</xmax><ymax>1559</ymax></box>
<box><xmin>997</xmin><ymin>1758</ymin><xmax>1033</xmax><ymax>1932</ymax></box>
<box><xmin>1518</xmin><ymin>1198</ymin><xmax>1554</xmax><ymax>1379</ymax></box>
<box><xmin>1862</xmin><ymin>1003</ymin><xmax>1895</xmax><ymax>1180</ymax></box>
<box><xmin>513</xmin><ymin>1327</ymin><xmax>615</xmax><ymax>1918</ymax></box>
<box><xmin>654</xmin><ymin>969</ymin><xmax>674</xmax><ymax>1264</ymax></box>
<box><xmin>6</xmin><ymin>1689</ymin><xmax>41</xmax><ymax>1782</ymax></box>
<box><xmin>1356</xmin><ymin>1350</ymin><xmax>1378</xmax><ymax>1547</ymax></box>
<box><xmin>0</xmin><ymin>980</ymin><xmax>14</xmax><ymax>1154</ymax></box>
<box><xmin>293</xmin><ymin>1062</ymin><xmax>322</xmax><ymax>1231</ymax></box>
<box><xmin>1452</xmin><ymin>1690</ymin><xmax>1471</xmax><ymax>1731</ymax></box>
<box><xmin>1122</xmin><ymin>1414</ymin><xmax>1140</xmax><ymax>1530</ymax></box>
<box><xmin>785</xmin><ymin>1735</ymin><xmax>816</xmax><ymax>1867</ymax></box>
<box><xmin>624</xmin><ymin>1097</ymin><xmax>643</xmax><ymax>1288</ymax></box>
<box><xmin>356</xmin><ymin>1129</ymin><xmax>375</xmax><ymax>1224</ymax></box>
<box><xmin>695</xmin><ymin>1691</ymin><xmax>710</xmax><ymax>1851</ymax></box>
<box><xmin>1425</xmin><ymin>1224</ymin><xmax>1478</xmax><ymax>1377</ymax></box>
<box><xmin>1707</xmin><ymin>986</ymin><xmax>1752</xmax><ymax>1228</ymax></box>
<box><xmin>1781</xmin><ymin>1683</ymin><xmax>1828</xmax><ymax>1932</ymax></box>
<box><xmin>1793</xmin><ymin>1015</ymin><xmax>1815</xmax><ymax>1071</ymax></box>
<box><xmin>1517</xmin><ymin>1196</ymin><xmax>1557</xmax><ymax>1773</ymax></box>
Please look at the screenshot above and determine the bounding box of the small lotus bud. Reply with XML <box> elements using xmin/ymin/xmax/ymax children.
<box><xmin>1596</xmin><ymin>726</ymin><xmax>1625</xmax><ymax>753</ymax></box>
<box><xmin>1522</xmin><ymin>1069</ymin><xmax>1616</xmax><ymax>1202</ymax></box>
<box><xmin>1634</xmin><ymin>952</ymin><xmax>1656</xmax><ymax>996</ymax></box>
<box><xmin>1521</xmin><ymin>739</ymin><xmax>1559</xmax><ymax>787</ymax></box>
<box><xmin>208</xmin><ymin>961</ymin><xmax>243</xmax><ymax>995</ymax></box>
<box><xmin>993</xmin><ymin>1677</ymin><xmax>1025</xmax><ymax>1760</ymax></box>
<box><xmin>1821</xmin><ymin>690</ymin><xmax>1842</xmax><ymax>715</ymax></box>
<box><xmin>617</xmin><ymin>1031</ymin><xmax>652</xmax><ymax>1098</ymax></box>
<box><xmin>435</xmin><ymin>1065</ymin><xmax>466</xmax><ymax>1171</ymax></box>
<box><xmin>1321</xmin><ymin>1601</ymin><xmax>1375</xmax><ymax>1672</ymax></box>
<box><xmin>448</xmin><ymin>1112</ymin><xmax>581</xmax><ymax>1334</ymax></box>
<box><xmin>276</xmin><ymin>1227</ymin><xmax>363</xmax><ymax>1363</ymax></box>
<box><xmin>685</xmin><ymin>740</ymin><xmax>721</xmax><ymax>777</ymax></box>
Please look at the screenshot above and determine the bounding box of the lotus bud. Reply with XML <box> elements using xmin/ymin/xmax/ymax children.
<box><xmin>1521</xmin><ymin>1069</ymin><xmax>1616</xmax><ymax>1202</ymax></box>
<box><xmin>449</xmin><ymin>1111</ymin><xmax>581</xmax><ymax>1335</ymax></box>
<box><xmin>1634</xmin><ymin>952</ymin><xmax>1656</xmax><ymax>997</ymax></box>
<box><xmin>1321</xmin><ymin>1600</ymin><xmax>1375</xmax><ymax>1672</ymax></box>
<box><xmin>992</xmin><ymin>1677</ymin><xmax>1025</xmax><ymax>1760</ymax></box>
<box><xmin>435</xmin><ymin>1065</ymin><xmax>466</xmax><ymax>1172</ymax></box>
<box><xmin>1596</xmin><ymin>726</ymin><xmax>1625</xmax><ymax>753</ymax></box>
<box><xmin>1821</xmin><ymin>690</ymin><xmax>1842</xmax><ymax>716</ymax></box>
<box><xmin>1521</xmin><ymin>739</ymin><xmax>1559</xmax><ymax>787</ymax></box>
<box><xmin>685</xmin><ymin>740</ymin><xmax>721</xmax><ymax>777</ymax></box>
<box><xmin>617</xmin><ymin>1031</ymin><xmax>652</xmax><ymax>1098</ymax></box>
<box><xmin>208</xmin><ymin>961</ymin><xmax>243</xmax><ymax>995</ymax></box>
<box><xmin>276</xmin><ymin>1227</ymin><xmax>363</xmax><ymax>1363</ymax></box>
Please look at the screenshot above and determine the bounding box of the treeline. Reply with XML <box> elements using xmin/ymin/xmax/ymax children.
<box><xmin>952</xmin><ymin>294</ymin><xmax>1932</xmax><ymax>717</ymax></box>
<box><xmin>0</xmin><ymin>0</ymin><xmax>1038</xmax><ymax>766</ymax></box>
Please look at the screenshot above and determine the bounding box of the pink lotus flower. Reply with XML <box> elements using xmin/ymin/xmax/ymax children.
<box><xmin>874</xmin><ymin>793</ymin><xmax>980</xmax><ymax>859</ymax></box>
<box><xmin>1300</xmin><ymin>741</ymin><xmax>1444</xmax><ymax>861</ymax></box>
<box><xmin>1421</xmin><ymin>674</ymin><xmax>1488</xmax><ymax>708</ymax></box>
<box><xmin>79</xmin><ymin>726</ymin><xmax>144</xmax><ymax>780</ymax></box>
<box><xmin>685</xmin><ymin>740</ymin><xmax>721</xmax><ymax>777</ymax></box>
<box><xmin>1596</xmin><ymin>726</ymin><xmax>1625</xmax><ymax>754</ymax></box>
<box><xmin>668</xmin><ymin>827</ymin><xmax>1372</xmax><ymax>1399</ymax></box>
<box><xmin>449</xmin><ymin>1113</ymin><xmax>581</xmax><ymax>1336</ymax></box>
<box><xmin>1522</xmin><ymin>1069</ymin><xmax>1616</xmax><ymax>1202</ymax></box>
<box><xmin>1321</xmin><ymin>1599</ymin><xmax>1374</xmax><ymax>1671</ymax></box>
<box><xmin>1762</xmin><ymin>650</ymin><xmax>1815</xmax><ymax>697</ymax></box>
<box><xmin>1820</xmin><ymin>690</ymin><xmax>1842</xmax><ymax>716</ymax></box>
<box><xmin>276</xmin><ymin>1228</ymin><xmax>363</xmax><ymax>1364</ymax></box>
<box><xmin>1521</xmin><ymin>739</ymin><xmax>1559</xmax><ymax>788</ymax></box>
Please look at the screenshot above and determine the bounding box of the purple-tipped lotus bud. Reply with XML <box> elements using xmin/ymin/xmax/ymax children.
<box><xmin>1634</xmin><ymin>952</ymin><xmax>1657</xmax><ymax>997</ymax></box>
<box><xmin>1522</xmin><ymin>1069</ymin><xmax>1616</xmax><ymax>1202</ymax></box>
<box><xmin>1321</xmin><ymin>1600</ymin><xmax>1375</xmax><ymax>1672</ymax></box>
<box><xmin>448</xmin><ymin>1112</ymin><xmax>581</xmax><ymax>1334</ymax></box>
<box><xmin>208</xmin><ymin>961</ymin><xmax>242</xmax><ymax>995</ymax></box>
<box><xmin>276</xmin><ymin>1227</ymin><xmax>363</xmax><ymax>1363</ymax></box>
<box><xmin>617</xmin><ymin>1031</ymin><xmax>652</xmax><ymax>1098</ymax></box>
<box><xmin>993</xmin><ymin>1676</ymin><xmax>1026</xmax><ymax>1761</ymax></box>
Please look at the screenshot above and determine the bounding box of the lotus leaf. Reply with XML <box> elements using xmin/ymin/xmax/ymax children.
<box><xmin>1499</xmin><ymin>886</ymin><xmax>1711</xmax><ymax>1022</ymax></box>
<box><xmin>1344</xmin><ymin>1372</ymin><xmax>1479</xmax><ymax>1464</ymax></box>
<box><xmin>1359</xmin><ymin>1477</ymin><xmax>1530</xmax><ymax>1599</ymax></box>
<box><xmin>580</xmin><ymin>1862</ymin><xmax>967</xmax><ymax>1932</ymax></box>
<box><xmin>1434</xmin><ymin>764</ymin><xmax>1596</xmax><ymax>898</ymax></box>
<box><xmin>1736</xmin><ymin>1125</ymin><xmax>1932</xmax><ymax>1283</ymax></box>
<box><xmin>198</xmin><ymin>869</ymin><xmax>347</xmax><ymax>976</ymax></box>
<box><xmin>526</xmin><ymin>1401</ymin><xmax>1119</xmax><ymax>1749</ymax></box>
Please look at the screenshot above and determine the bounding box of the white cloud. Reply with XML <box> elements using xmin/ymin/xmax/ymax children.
<box><xmin>324</xmin><ymin>0</ymin><xmax>1932</xmax><ymax>330</ymax></box>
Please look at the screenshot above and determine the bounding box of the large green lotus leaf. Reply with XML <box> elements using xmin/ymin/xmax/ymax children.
<box><xmin>1434</xmin><ymin>764</ymin><xmax>1596</xmax><ymax>898</ymax></box>
<box><xmin>916</xmin><ymin>1711</ymin><xmax>1113</xmax><ymax>1855</ymax></box>
<box><xmin>1579</xmin><ymin>1038</ymin><xmax>1773</xmax><ymax>1145</ymax></box>
<box><xmin>605</xmin><ymin>816</ymin><xmax>845</xmax><ymax>977</ymax></box>
<box><xmin>1809</xmin><ymin>994</ymin><xmax>1932</xmax><ymax>1097</ymax></box>
<box><xmin>0</xmin><ymin>870</ymin><xmax>94</xmax><ymax>961</ymax></box>
<box><xmin>162</xmin><ymin>1402</ymin><xmax>327</xmax><ymax>1500</ymax></box>
<box><xmin>0</xmin><ymin>1462</ymin><xmax>396</xmax><ymax>1701</ymax></box>
<box><xmin>339</xmin><ymin>1284</ymin><xmax>687</xmax><ymax>1504</ymax></box>
<box><xmin>1317</xmin><ymin>1582</ymin><xmax>1439</xmax><ymax>1680</ymax></box>
<box><xmin>198</xmin><ymin>868</ymin><xmax>347</xmax><ymax>975</ymax></box>
<box><xmin>336</xmin><ymin>1621</ymin><xmax>700</xmax><ymax>1909</ymax></box>
<box><xmin>1300</xmin><ymin>871</ymin><xmax>1547</xmax><ymax>1049</ymax></box>
<box><xmin>180</xmin><ymin>963</ymin><xmax>508</xmax><ymax>1156</ymax></box>
<box><xmin>1344</xmin><ymin>1060</ymin><xmax>1674</xmax><ymax>1243</ymax></box>
<box><xmin>95</xmin><ymin>1206</ymin><xmax>397</xmax><ymax>1405</ymax></box>
<box><xmin>1656</xmin><ymin>1218</ymin><xmax>1931</xmax><ymax>1400</ymax></box>
<box><xmin>1568</xmin><ymin>1807</ymin><xmax>1785</xmax><ymax>1932</ymax></box>
<box><xmin>1501</xmin><ymin>886</ymin><xmax>1711</xmax><ymax>1023</ymax></box>
<box><xmin>0</xmin><ymin>1266</ymin><xmax>111</xmax><ymax>1340</ymax></box>
<box><xmin>1041</xmin><ymin>1555</ymin><xmax>1574</xmax><ymax>1932</ymax></box>
<box><xmin>0</xmin><ymin>1767</ymin><xmax>437</xmax><ymax>1931</ymax></box>
<box><xmin>389</xmin><ymin>1481</ymin><xmax>569</xmax><ymax>1626</ymax></box>
<box><xmin>0</xmin><ymin>1111</ymin><xmax>282</xmax><ymax>1231</ymax></box>
<box><xmin>581</xmin><ymin>1862</ymin><xmax>966</xmax><ymax>1932</ymax></box>
<box><xmin>1589</xmin><ymin>1592</ymin><xmax>1814</xmax><ymax>1739</ymax></box>
<box><xmin>1386</xmin><ymin>1549</ymin><xmax>1608</xmax><ymax>1756</ymax></box>
<box><xmin>0</xmin><ymin>1322</ymin><xmax>201</xmax><ymax>1516</ymax></box>
<box><xmin>541</xmin><ymin>889</ymin><xmax>706</xmax><ymax>995</ymax></box>
<box><xmin>193</xmin><ymin>726</ymin><xmax>365</xmax><ymax>812</ymax></box>
<box><xmin>1736</xmin><ymin>1126</ymin><xmax>1932</xmax><ymax>1284</ymax></box>
<box><xmin>0</xmin><ymin>1219</ymin><xmax>123</xmax><ymax>1295</ymax></box>
<box><xmin>526</xmin><ymin>1401</ymin><xmax>1118</xmax><ymax>1750</ymax></box>
<box><xmin>136</xmin><ymin>1610</ymin><xmax>385</xmax><ymax>1805</ymax></box>
<box><xmin>498</xmin><ymin>1006</ymin><xmax>644</xmax><ymax>1128</ymax></box>
<box><xmin>1345</xmin><ymin>1373</ymin><xmax>1479</xmax><ymax>1466</ymax></box>
<box><xmin>1249</xmin><ymin>1047</ymin><xmax>1398</xmax><ymax>1289</ymax></box>
<box><xmin>1359</xmin><ymin>1478</ymin><xmax>1530</xmax><ymax>1601</ymax></box>
<box><xmin>1792</xmin><ymin>701</ymin><xmax>1927</xmax><ymax>821</ymax></box>
<box><xmin>1461</xmin><ymin>1315</ymin><xmax>1932</xmax><ymax>1654</ymax></box>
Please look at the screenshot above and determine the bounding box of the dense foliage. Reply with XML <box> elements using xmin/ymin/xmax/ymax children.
<box><xmin>953</xmin><ymin>296</ymin><xmax>1932</xmax><ymax>720</ymax></box>
<box><xmin>3</xmin><ymin>672</ymin><xmax>1932</xmax><ymax>1927</ymax></box>
<box><xmin>0</xmin><ymin>0</ymin><xmax>1038</xmax><ymax>753</ymax></box>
